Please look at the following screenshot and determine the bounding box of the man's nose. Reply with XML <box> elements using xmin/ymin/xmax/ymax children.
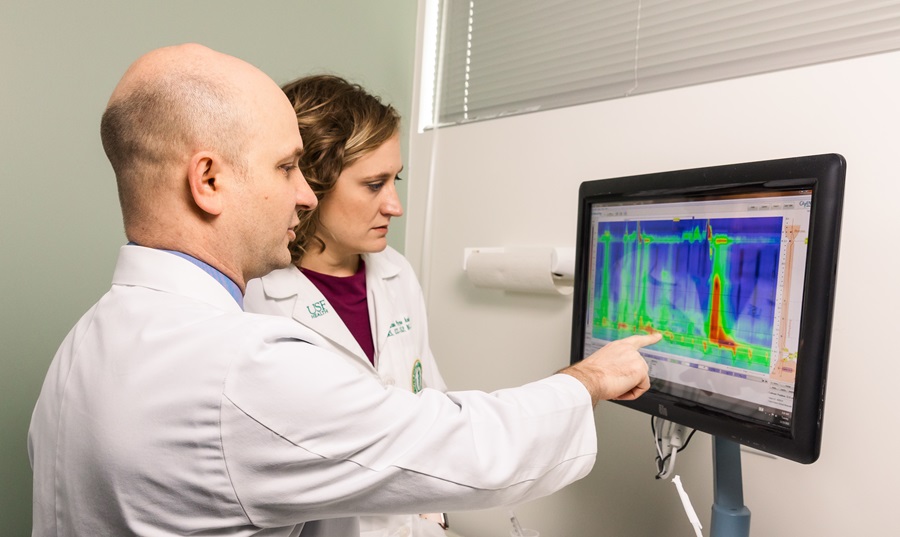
<box><xmin>296</xmin><ymin>171</ymin><xmax>318</xmax><ymax>210</ymax></box>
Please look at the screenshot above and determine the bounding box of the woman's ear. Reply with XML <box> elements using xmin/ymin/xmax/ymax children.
<box><xmin>187</xmin><ymin>151</ymin><xmax>225</xmax><ymax>216</ymax></box>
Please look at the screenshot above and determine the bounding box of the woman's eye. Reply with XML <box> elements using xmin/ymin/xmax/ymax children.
<box><xmin>367</xmin><ymin>182</ymin><xmax>385</xmax><ymax>192</ymax></box>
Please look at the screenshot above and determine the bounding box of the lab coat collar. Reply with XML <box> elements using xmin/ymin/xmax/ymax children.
<box><xmin>255</xmin><ymin>249</ymin><xmax>403</xmax><ymax>368</ymax></box>
<box><xmin>259</xmin><ymin>248</ymin><xmax>402</xmax><ymax>300</ymax></box>
<box><xmin>259</xmin><ymin>265</ymin><xmax>370</xmax><ymax>364</ymax></box>
<box><xmin>159</xmin><ymin>249</ymin><xmax>243</xmax><ymax>308</ymax></box>
<box><xmin>256</xmin><ymin>263</ymin><xmax>307</xmax><ymax>299</ymax></box>
<box><xmin>361</xmin><ymin>250</ymin><xmax>401</xmax><ymax>281</ymax></box>
<box><xmin>112</xmin><ymin>245</ymin><xmax>242</xmax><ymax>313</ymax></box>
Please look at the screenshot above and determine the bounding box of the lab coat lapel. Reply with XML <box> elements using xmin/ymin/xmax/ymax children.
<box><xmin>263</xmin><ymin>266</ymin><xmax>370</xmax><ymax>366</ymax></box>
<box><xmin>296</xmin><ymin>283</ymin><xmax>370</xmax><ymax>364</ymax></box>
<box><xmin>364</xmin><ymin>253</ymin><xmax>401</xmax><ymax>359</ymax></box>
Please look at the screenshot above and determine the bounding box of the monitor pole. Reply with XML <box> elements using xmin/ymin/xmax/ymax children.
<box><xmin>710</xmin><ymin>437</ymin><xmax>751</xmax><ymax>537</ymax></box>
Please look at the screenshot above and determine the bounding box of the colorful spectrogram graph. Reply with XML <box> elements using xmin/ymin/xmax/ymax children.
<box><xmin>592</xmin><ymin>216</ymin><xmax>783</xmax><ymax>373</ymax></box>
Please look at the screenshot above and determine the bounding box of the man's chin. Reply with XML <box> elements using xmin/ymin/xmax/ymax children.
<box><xmin>251</xmin><ymin>254</ymin><xmax>293</xmax><ymax>281</ymax></box>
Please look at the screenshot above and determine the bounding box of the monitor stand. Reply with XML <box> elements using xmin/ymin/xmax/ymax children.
<box><xmin>710</xmin><ymin>437</ymin><xmax>751</xmax><ymax>537</ymax></box>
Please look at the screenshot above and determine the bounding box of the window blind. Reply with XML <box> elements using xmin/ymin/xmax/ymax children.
<box><xmin>430</xmin><ymin>0</ymin><xmax>900</xmax><ymax>126</ymax></box>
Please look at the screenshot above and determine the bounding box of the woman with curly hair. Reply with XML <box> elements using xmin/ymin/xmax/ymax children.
<box><xmin>245</xmin><ymin>75</ymin><xmax>448</xmax><ymax>537</ymax></box>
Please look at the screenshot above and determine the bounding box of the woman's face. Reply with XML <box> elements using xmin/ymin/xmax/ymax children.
<box><xmin>315</xmin><ymin>133</ymin><xmax>403</xmax><ymax>262</ymax></box>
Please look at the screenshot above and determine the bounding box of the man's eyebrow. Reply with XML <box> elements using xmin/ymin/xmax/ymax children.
<box><xmin>284</xmin><ymin>147</ymin><xmax>303</xmax><ymax>162</ymax></box>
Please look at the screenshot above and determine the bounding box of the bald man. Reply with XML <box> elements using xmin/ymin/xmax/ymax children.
<box><xmin>28</xmin><ymin>44</ymin><xmax>660</xmax><ymax>537</ymax></box>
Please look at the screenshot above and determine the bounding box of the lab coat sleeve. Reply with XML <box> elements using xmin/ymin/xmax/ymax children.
<box><xmin>220</xmin><ymin>326</ymin><xmax>596</xmax><ymax>528</ymax></box>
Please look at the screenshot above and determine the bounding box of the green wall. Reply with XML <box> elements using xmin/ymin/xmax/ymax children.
<box><xmin>0</xmin><ymin>2</ymin><xmax>417</xmax><ymax>534</ymax></box>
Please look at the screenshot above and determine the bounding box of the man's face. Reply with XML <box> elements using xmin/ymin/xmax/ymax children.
<box><xmin>316</xmin><ymin>134</ymin><xmax>403</xmax><ymax>263</ymax></box>
<box><xmin>235</xmin><ymin>93</ymin><xmax>316</xmax><ymax>282</ymax></box>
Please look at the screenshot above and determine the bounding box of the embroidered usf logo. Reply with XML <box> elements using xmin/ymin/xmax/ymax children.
<box><xmin>306</xmin><ymin>300</ymin><xmax>329</xmax><ymax>319</ymax></box>
<box><xmin>411</xmin><ymin>359</ymin><xmax>424</xmax><ymax>393</ymax></box>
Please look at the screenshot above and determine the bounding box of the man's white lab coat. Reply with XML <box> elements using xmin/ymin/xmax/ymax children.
<box><xmin>29</xmin><ymin>245</ymin><xmax>597</xmax><ymax>537</ymax></box>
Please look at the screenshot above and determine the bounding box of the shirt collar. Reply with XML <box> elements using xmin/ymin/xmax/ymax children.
<box><xmin>128</xmin><ymin>242</ymin><xmax>243</xmax><ymax>309</ymax></box>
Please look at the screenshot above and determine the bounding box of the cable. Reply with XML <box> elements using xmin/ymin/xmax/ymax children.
<box><xmin>508</xmin><ymin>510</ymin><xmax>525</xmax><ymax>537</ymax></box>
<box><xmin>651</xmin><ymin>416</ymin><xmax>697</xmax><ymax>480</ymax></box>
<box><xmin>673</xmin><ymin>475</ymin><xmax>704</xmax><ymax>537</ymax></box>
<box><xmin>417</xmin><ymin>0</ymin><xmax>450</xmax><ymax>302</ymax></box>
<box><xmin>651</xmin><ymin>418</ymin><xmax>704</xmax><ymax>534</ymax></box>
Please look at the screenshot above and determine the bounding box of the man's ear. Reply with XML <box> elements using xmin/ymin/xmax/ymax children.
<box><xmin>187</xmin><ymin>151</ymin><xmax>225</xmax><ymax>216</ymax></box>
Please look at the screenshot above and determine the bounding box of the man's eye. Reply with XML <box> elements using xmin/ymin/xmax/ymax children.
<box><xmin>280</xmin><ymin>164</ymin><xmax>298</xmax><ymax>176</ymax></box>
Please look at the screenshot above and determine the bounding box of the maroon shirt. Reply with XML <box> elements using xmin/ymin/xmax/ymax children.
<box><xmin>300</xmin><ymin>261</ymin><xmax>376</xmax><ymax>365</ymax></box>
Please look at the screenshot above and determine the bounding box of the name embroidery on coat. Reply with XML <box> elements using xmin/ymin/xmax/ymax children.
<box><xmin>386</xmin><ymin>316</ymin><xmax>412</xmax><ymax>338</ymax></box>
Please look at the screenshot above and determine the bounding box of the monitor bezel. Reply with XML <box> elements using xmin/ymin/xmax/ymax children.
<box><xmin>569</xmin><ymin>153</ymin><xmax>845</xmax><ymax>464</ymax></box>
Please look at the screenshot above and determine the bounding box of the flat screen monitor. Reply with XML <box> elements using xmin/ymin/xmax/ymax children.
<box><xmin>570</xmin><ymin>154</ymin><xmax>845</xmax><ymax>463</ymax></box>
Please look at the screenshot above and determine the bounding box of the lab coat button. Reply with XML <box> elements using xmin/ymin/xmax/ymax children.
<box><xmin>384</xmin><ymin>376</ymin><xmax>396</xmax><ymax>386</ymax></box>
<box><xmin>399</xmin><ymin>527</ymin><xmax>410</xmax><ymax>537</ymax></box>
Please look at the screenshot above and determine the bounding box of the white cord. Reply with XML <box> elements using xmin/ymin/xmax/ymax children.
<box><xmin>653</xmin><ymin>417</ymin><xmax>691</xmax><ymax>480</ymax></box>
<box><xmin>660</xmin><ymin>447</ymin><xmax>678</xmax><ymax>480</ymax></box>
<box><xmin>625</xmin><ymin>0</ymin><xmax>643</xmax><ymax>97</ymax></box>
<box><xmin>418</xmin><ymin>0</ymin><xmax>451</xmax><ymax>302</ymax></box>
<box><xmin>508</xmin><ymin>510</ymin><xmax>525</xmax><ymax>537</ymax></box>
<box><xmin>654</xmin><ymin>417</ymin><xmax>664</xmax><ymax>460</ymax></box>
<box><xmin>673</xmin><ymin>475</ymin><xmax>704</xmax><ymax>537</ymax></box>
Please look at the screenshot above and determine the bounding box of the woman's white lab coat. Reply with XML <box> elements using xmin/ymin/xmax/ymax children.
<box><xmin>245</xmin><ymin>246</ymin><xmax>447</xmax><ymax>395</ymax></box>
<box><xmin>245</xmin><ymin>247</ymin><xmax>447</xmax><ymax>536</ymax></box>
<box><xmin>29</xmin><ymin>245</ymin><xmax>598</xmax><ymax>537</ymax></box>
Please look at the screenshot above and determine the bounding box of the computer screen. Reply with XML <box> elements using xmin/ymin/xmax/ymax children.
<box><xmin>570</xmin><ymin>154</ymin><xmax>845</xmax><ymax>463</ymax></box>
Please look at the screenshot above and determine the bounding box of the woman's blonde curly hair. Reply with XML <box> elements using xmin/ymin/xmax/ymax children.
<box><xmin>281</xmin><ymin>75</ymin><xmax>400</xmax><ymax>264</ymax></box>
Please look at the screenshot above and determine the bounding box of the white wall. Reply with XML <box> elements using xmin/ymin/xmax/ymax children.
<box><xmin>406</xmin><ymin>34</ymin><xmax>900</xmax><ymax>537</ymax></box>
